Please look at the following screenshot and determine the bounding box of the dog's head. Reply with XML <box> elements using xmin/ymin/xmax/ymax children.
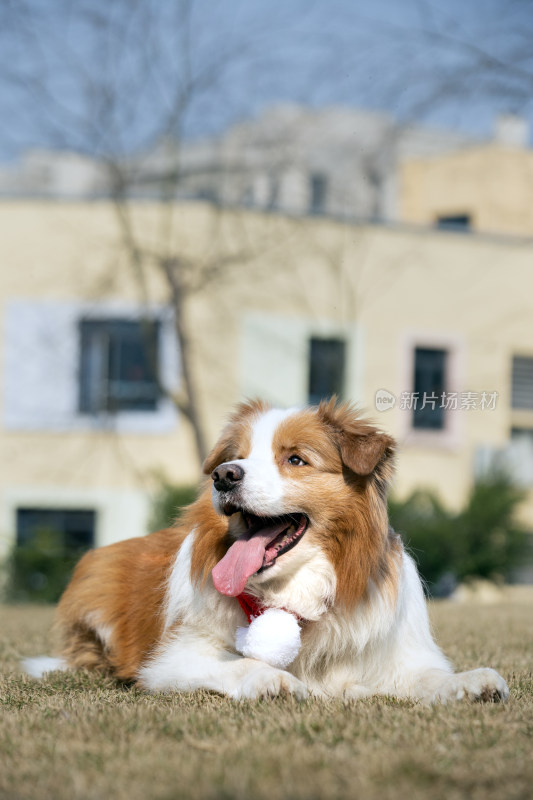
<box><xmin>202</xmin><ymin>398</ymin><xmax>396</xmax><ymax>608</ymax></box>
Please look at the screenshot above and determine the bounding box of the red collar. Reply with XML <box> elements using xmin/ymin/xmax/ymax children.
<box><xmin>236</xmin><ymin>592</ymin><xmax>306</xmax><ymax>625</ymax></box>
<box><xmin>236</xmin><ymin>592</ymin><xmax>265</xmax><ymax>623</ymax></box>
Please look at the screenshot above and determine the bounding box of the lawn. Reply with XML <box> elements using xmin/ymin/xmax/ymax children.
<box><xmin>1</xmin><ymin>596</ymin><xmax>532</xmax><ymax>800</ymax></box>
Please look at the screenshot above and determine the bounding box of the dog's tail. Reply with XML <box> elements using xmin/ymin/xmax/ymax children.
<box><xmin>22</xmin><ymin>656</ymin><xmax>68</xmax><ymax>679</ymax></box>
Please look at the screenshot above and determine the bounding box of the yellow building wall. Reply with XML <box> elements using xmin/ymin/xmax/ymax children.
<box><xmin>400</xmin><ymin>145</ymin><xmax>533</xmax><ymax>236</ymax></box>
<box><xmin>1</xmin><ymin>201</ymin><xmax>533</xmax><ymax>555</ymax></box>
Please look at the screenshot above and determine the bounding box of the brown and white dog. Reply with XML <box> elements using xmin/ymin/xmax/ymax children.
<box><xmin>25</xmin><ymin>399</ymin><xmax>509</xmax><ymax>703</ymax></box>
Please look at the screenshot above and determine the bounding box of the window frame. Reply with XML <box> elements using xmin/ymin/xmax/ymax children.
<box><xmin>399</xmin><ymin>332</ymin><xmax>464</xmax><ymax>449</ymax></box>
<box><xmin>78</xmin><ymin>317</ymin><xmax>161</xmax><ymax>416</ymax></box>
<box><xmin>309</xmin><ymin>172</ymin><xmax>328</xmax><ymax>215</ymax></box>
<box><xmin>307</xmin><ymin>336</ymin><xmax>346</xmax><ymax>406</ymax></box>
<box><xmin>435</xmin><ymin>213</ymin><xmax>472</xmax><ymax>232</ymax></box>
<box><xmin>16</xmin><ymin>507</ymin><xmax>96</xmax><ymax>553</ymax></box>
<box><xmin>412</xmin><ymin>346</ymin><xmax>448</xmax><ymax>431</ymax></box>
<box><xmin>511</xmin><ymin>354</ymin><xmax>533</xmax><ymax>411</ymax></box>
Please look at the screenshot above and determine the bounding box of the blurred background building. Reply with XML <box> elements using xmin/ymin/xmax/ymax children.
<box><xmin>1</xmin><ymin>0</ymin><xmax>532</xmax><ymax>595</ymax></box>
<box><xmin>0</xmin><ymin>105</ymin><xmax>471</xmax><ymax>218</ymax></box>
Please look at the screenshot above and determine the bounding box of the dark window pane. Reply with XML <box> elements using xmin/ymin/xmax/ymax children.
<box><xmin>308</xmin><ymin>338</ymin><xmax>345</xmax><ymax>405</ymax></box>
<box><xmin>413</xmin><ymin>348</ymin><xmax>447</xmax><ymax>430</ymax></box>
<box><xmin>13</xmin><ymin>509</ymin><xmax>96</xmax><ymax>602</ymax></box>
<box><xmin>79</xmin><ymin>319</ymin><xmax>160</xmax><ymax>414</ymax></box>
<box><xmin>511</xmin><ymin>356</ymin><xmax>533</xmax><ymax>410</ymax></box>
<box><xmin>511</xmin><ymin>427</ymin><xmax>533</xmax><ymax>445</ymax></box>
<box><xmin>16</xmin><ymin>508</ymin><xmax>95</xmax><ymax>552</ymax></box>
<box><xmin>309</xmin><ymin>173</ymin><xmax>328</xmax><ymax>215</ymax></box>
<box><xmin>107</xmin><ymin>320</ymin><xmax>159</xmax><ymax>411</ymax></box>
<box><xmin>267</xmin><ymin>176</ymin><xmax>279</xmax><ymax>210</ymax></box>
<box><xmin>195</xmin><ymin>188</ymin><xmax>218</xmax><ymax>203</ymax></box>
<box><xmin>436</xmin><ymin>214</ymin><xmax>471</xmax><ymax>231</ymax></box>
<box><xmin>79</xmin><ymin>323</ymin><xmax>107</xmax><ymax>413</ymax></box>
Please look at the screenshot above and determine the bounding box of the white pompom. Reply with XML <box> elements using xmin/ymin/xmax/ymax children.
<box><xmin>235</xmin><ymin>608</ymin><xmax>301</xmax><ymax>669</ymax></box>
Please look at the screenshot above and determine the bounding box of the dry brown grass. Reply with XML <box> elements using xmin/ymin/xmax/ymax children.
<box><xmin>1</xmin><ymin>597</ymin><xmax>532</xmax><ymax>800</ymax></box>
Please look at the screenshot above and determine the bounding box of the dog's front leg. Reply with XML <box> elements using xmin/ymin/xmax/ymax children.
<box><xmin>136</xmin><ymin>630</ymin><xmax>308</xmax><ymax>700</ymax></box>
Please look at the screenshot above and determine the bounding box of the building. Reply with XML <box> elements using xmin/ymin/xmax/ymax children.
<box><xmin>142</xmin><ymin>106</ymin><xmax>471</xmax><ymax>221</ymax></box>
<box><xmin>0</xmin><ymin>105</ymin><xmax>471</xmax><ymax>221</ymax></box>
<box><xmin>1</xmin><ymin>200</ymin><xmax>532</xmax><ymax>564</ymax></box>
<box><xmin>400</xmin><ymin>114</ymin><xmax>533</xmax><ymax>236</ymax></box>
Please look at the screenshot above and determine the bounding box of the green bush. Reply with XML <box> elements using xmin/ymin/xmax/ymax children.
<box><xmin>148</xmin><ymin>481</ymin><xmax>199</xmax><ymax>532</ymax></box>
<box><xmin>389</xmin><ymin>474</ymin><xmax>531</xmax><ymax>594</ymax></box>
<box><xmin>2</xmin><ymin>482</ymin><xmax>199</xmax><ymax>604</ymax></box>
<box><xmin>4</xmin><ymin>529</ymin><xmax>86</xmax><ymax>604</ymax></box>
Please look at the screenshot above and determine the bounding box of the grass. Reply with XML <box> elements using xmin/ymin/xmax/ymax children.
<box><xmin>1</xmin><ymin>597</ymin><xmax>532</xmax><ymax>800</ymax></box>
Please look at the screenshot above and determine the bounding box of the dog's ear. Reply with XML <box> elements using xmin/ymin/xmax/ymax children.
<box><xmin>317</xmin><ymin>397</ymin><xmax>395</xmax><ymax>476</ymax></box>
<box><xmin>338</xmin><ymin>430</ymin><xmax>395</xmax><ymax>476</ymax></box>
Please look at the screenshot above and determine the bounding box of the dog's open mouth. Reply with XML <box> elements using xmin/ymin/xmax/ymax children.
<box><xmin>211</xmin><ymin>511</ymin><xmax>308</xmax><ymax>597</ymax></box>
<box><xmin>246</xmin><ymin>513</ymin><xmax>308</xmax><ymax>570</ymax></box>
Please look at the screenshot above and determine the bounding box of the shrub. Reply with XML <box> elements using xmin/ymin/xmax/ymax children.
<box><xmin>4</xmin><ymin>529</ymin><xmax>86</xmax><ymax>603</ymax></box>
<box><xmin>389</xmin><ymin>474</ymin><xmax>531</xmax><ymax>594</ymax></box>
<box><xmin>3</xmin><ymin>482</ymin><xmax>199</xmax><ymax>604</ymax></box>
<box><xmin>148</xmin><ymin>481</ymin><xmax>198</xmax><ymax>532</ymax></box>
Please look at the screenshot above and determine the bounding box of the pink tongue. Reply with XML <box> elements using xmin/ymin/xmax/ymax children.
<box><xmin>212</xmin><ymin>520</ymin><xmax>288</xmax><ymax>597</ymax></box>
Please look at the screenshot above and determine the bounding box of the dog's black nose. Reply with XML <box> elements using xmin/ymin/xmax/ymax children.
<box><xmin>212</xmin><ymin>463</ymin><xmax>244</xmax><ymax>492</ymax></box>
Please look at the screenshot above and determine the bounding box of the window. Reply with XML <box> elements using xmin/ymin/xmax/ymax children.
<box><xmin>17</xmin><ymin>508</ymin><xmax>96</xmax><ymax>552</ymax></box>
<box><xmin>195</xmin><ymin>187</ymin><xmax>219</xmax><ymax>204</ymax></box>
<box><xmin>412</xmin><ymin>347</ymin><xmax>447</xmax><ymax>430</ymax></box>
<box><xmin>267</xmin><ymin>176</ymin><xmax>279</xmax><ymax>210</ymax></box>
<box><xmin>436</xmin><ymin>214</ymin><xmax>471</xmax><ymax>231</ymax></box>
<box><xmin>512</xmin><ymin>356</ymin><xmax>533</xmax><ymax>410</ymax></box>
<box><xmin>308</xmin><ymin>337</ymin><xmax>345</xmax><ymax>405</ymax></box>
<box><xmin>309</xmin><ymin>173</ymin><xmax>328</xmax><ymax>215</ymax></box>
<box><xmin>14</xmin><ymin>508</ymin><xmax>96</xmax><ymax>600</ymax></box>
<box><xmin>511</xmin><ymin>427</ymin><xmax>533</xmax><ymax>446</ymax></box>
<box><xmin>79</xmin><ymin>319</ymin><xmax>160</xmax><ymax>414</ymax></box>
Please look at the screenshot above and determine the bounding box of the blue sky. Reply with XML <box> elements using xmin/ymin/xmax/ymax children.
<box><xmin>0</xmin><ymin>0</ymin><xmax>531</xmax><ymax>161</ymax></box>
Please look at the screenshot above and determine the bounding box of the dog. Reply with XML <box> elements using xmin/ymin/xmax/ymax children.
<box><xmin>25</xmin><ymin>399</ymin><xmax>509</xmax><ymax>703</ymax></box>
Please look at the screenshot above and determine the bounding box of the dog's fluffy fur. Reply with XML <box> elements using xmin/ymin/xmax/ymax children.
<box><xmin>27</xmin><ymin>400</ymin><xmax>509</xmax><ymax>703</ymax></box>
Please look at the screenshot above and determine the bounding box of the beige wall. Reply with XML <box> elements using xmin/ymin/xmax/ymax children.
<box><xmin>1</xmin><ymin>201</ymin><xmax>533</xmax><ymax>555</ymax></box>
<box><xmin>400</xmin><ymin>145</ymin><xmax>533</xmax><ymax>236</ymax></box>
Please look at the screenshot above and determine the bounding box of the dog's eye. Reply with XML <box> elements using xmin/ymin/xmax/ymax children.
<box><xmin>288</xmin><ymin>455</ymin><xmax>307</xmax><ymax>466</ymax></box>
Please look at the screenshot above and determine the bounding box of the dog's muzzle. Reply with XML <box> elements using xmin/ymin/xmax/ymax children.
<box><xmin>212</xmin><ymin>462</ymin><xmax>244</xmax><ymax>493</ymax></box>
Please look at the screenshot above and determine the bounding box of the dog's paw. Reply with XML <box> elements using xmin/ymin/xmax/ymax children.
<box><xmin>436</xmin><ymin>668</ymin><xmax>509</xmax><ymax>704</ymax></box>
<box><xmin>230</xmin><ymin>665</ymin><xmax>308</xmax><ymax>701</ymax></box>
<box><xmin>342</xmin><ymin>684</ymin><xmax>372</xmax><ymax>702</ymax></box>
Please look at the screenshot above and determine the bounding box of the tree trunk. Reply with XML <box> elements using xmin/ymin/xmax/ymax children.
<box><xmin>161</xmin><ymin>257</ymin><xmax>209</xmax><ymax>466</ymax></box>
